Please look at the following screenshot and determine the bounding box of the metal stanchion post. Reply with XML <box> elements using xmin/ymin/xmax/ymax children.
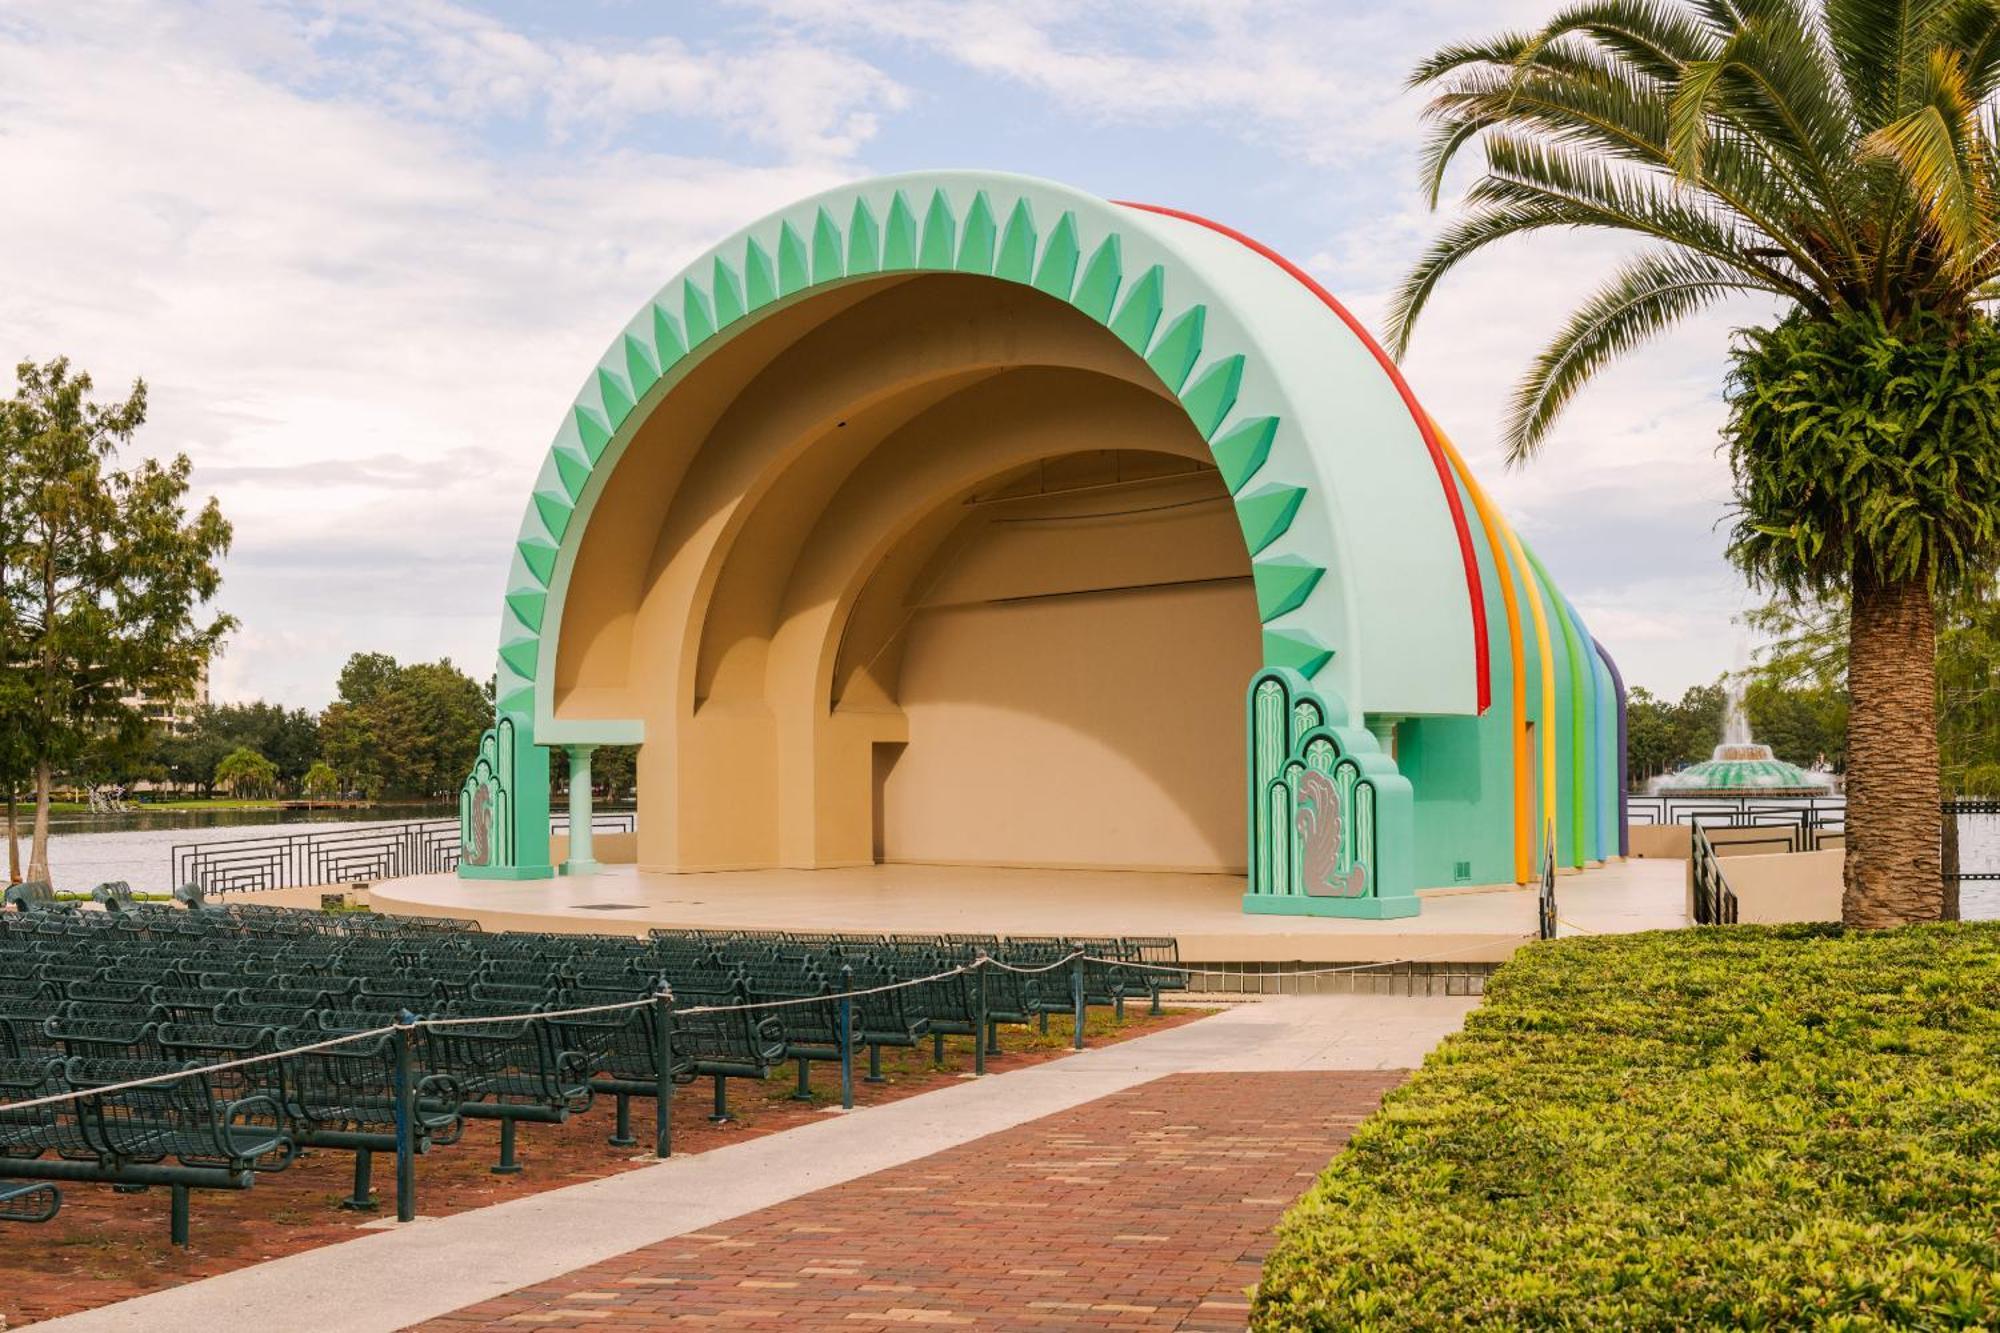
<box><xmin>654</xmin><ymin>986</ymin><xmax>674</xmax><ymax>1159</ymax></box>
<box><xmin>838</xmin><ymin>964</ymin><xmax>855</xmax><ymax>1110</ymax></box>
<box><xmin>394</xmin><ymin>1014</ymin><xmax>417</xmax><ymax>1224</ymax></box>
<box><xmin>1070</xmin><ymin>955</ymin><xmax>1085</xmax><ymax>1050</ymax></box>
<box><xmin>974</xmin><ymin>953</ymin><xmax>988</xmax><ymax>1077</ymax></box>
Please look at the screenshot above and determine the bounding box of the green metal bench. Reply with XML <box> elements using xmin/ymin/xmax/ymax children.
<box><xmin>0</xmin><ymin>1057</ymin><xmax>293</xmax><ymax>1245</ymax></box>
<box><xmin>425</xmin><ymin>999</ymin><xmax>596</xmax><ymax>1174</ymax></box>
<box><xmin>550</xmin><ymin>985</ymin><xmax>690</xmax><ymax>1149</ymax></box>
<box><xmin>279</xmin><ymin>1015</ymin><xmax>464</xmax><ymax>1212</ymax></box>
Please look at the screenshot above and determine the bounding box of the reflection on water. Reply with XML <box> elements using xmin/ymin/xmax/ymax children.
<box><xmin>30</xmin><ymin>805</ymin><xmax>453</xmax><ymax>892</ymax></box>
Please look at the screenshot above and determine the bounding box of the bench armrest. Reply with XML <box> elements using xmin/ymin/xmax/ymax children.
<box><xmin>222</xmin><ymin>1093</ymin><xmax>298</xmax><ymax>1170</ymax></box>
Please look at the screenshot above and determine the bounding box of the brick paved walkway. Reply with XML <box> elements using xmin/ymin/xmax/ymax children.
<box><xmin>416</xmin><ymin>1070</ymin><xmax>1402</xmax><ymax>1331</ymax></box>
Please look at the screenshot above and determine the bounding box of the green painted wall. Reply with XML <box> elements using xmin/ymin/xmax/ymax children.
<box><xmin>1397</xmin><ymin>472</ymin><xmax>1518</xmax><ymax>888</ymax></box>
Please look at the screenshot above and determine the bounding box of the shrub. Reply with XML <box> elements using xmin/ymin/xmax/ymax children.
<box><xmin>1254</xmin><ymin>925</ymin><xmax>2000</xmax><ymax>1329</ymax></box>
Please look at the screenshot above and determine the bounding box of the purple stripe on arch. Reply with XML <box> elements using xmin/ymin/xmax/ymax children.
<box><xmin>1594</xmin><ymin>637</ymin><xmax>1629</xmax><ymax>856</ymax></box>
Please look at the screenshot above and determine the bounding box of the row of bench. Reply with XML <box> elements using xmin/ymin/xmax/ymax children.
<box><xmin>0</xmin><ymin>903</ymin><xmax>1185</xmax><ymax>1242</ymax></box>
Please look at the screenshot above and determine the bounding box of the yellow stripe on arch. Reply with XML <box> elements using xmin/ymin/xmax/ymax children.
<box><xmin>1428</xmin><ymin>422</ymin><xmax>1534</xmax><ymax>884</ymax></box>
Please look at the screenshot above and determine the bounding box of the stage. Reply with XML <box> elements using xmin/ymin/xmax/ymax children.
<box><xmin>367</xmin><ymin>859</ymin><xmax>1687</xmax><ymax>964</ymax></box>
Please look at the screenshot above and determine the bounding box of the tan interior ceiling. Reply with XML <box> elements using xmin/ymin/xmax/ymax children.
<box><xmin>552</xmin><ymin>274</ymin><xmax>1260</xmax><ymax>874</ymax></box>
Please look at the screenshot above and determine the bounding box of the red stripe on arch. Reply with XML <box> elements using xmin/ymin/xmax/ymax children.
<box><xmin>1115</xmin><ymin>199</ymin><xmax>1491</xmax><ymax>714</ymax></box>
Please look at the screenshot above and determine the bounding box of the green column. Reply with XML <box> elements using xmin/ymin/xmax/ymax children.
<box><xmin>565</xmin><ymin>745</ymin><xmax>599</xmax><ymax>876</ymax></box>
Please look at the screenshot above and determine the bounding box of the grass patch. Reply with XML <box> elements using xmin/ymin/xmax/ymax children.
<box><xmin>1254</xmin><ymin>923</ymin><xmax>2000</xmax><ymax>1330</ymax></box>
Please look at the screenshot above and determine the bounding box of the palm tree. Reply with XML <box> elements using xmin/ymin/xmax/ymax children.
<box><xmin>1396</xmin><ymin>0</ymin><xmax>2000</xmax><ymax>928</ymax></box>
<box><xmin>214</xmin><ymin>746</ymin><xmax>278</xmax><ymax>801</ymax></box>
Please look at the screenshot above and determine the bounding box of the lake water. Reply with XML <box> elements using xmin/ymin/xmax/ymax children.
<box><xmin>27</xmin><ymin>805</ymin><xmax>452</xmax><ymax>892</ymax></box>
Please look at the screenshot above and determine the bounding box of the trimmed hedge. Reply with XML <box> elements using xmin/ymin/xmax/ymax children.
<box><xmin>1254</xmin><ymin>924</ymin><xmax>2000</xmax><ymax>1329</ymax></box>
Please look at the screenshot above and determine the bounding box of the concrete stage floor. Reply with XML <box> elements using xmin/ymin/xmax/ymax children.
<box><xmin>369</xmin><ymin>859</ymin><xmax>1688</xmax><ymax>962</ymax></box>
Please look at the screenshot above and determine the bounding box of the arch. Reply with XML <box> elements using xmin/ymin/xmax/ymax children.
<box><xmin>458</xmin><ymin>169</ymin><xmax>1621</xmax><ymax>913</ymax></box>
<box><xmin>495</xmin><ymin>172</ymin><xmax>1486</xmax><ymax>743</ymax></box>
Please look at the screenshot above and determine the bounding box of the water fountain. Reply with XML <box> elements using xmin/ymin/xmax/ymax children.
<box><xmin>1649</xmin><ymin>678</ymin><xmax>1837</xmax><ymax>797</ymax></box>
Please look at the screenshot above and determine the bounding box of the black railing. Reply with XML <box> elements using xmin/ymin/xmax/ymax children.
<box><xmin>1944</xmin><ymin>799</ymin><xmax>2000</xmax><ymax>885</ymax></box>
<box><xmin>1627</xmin><ymin>795</ymin><xmax>1846</xmax><ymax>849</ymax></box>
<box><xmin>1537</xmin><ymin>828</ymin><xmax>1558</xmax><ymax>942</ymax></box>
<box><xmin>171</xmin><ymin>812</ymin><xmax>637</xmax><ymax>895</ymax></box>
<box><xmin>1690</xmin><ymin>826</ymin><xmax>1739</xmax><ymax>926</ymax></box>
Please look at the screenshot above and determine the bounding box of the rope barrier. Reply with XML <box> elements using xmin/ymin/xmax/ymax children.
<box><xmin>411</xmin><ymin>996</ymin><xmax>656</xmax><ymax>1028</ymax></box>
<box><xmin>977</xmin><ymin>951</ymin><xmax>1089</xmax><ymax>975</ymax></box>
<box><xmin>0</xmin><ymin>1024</ymin><xmax>399</xmax><ymax>1113</ymax></box>
<box><xmin>675</xmin><ymin>962</ymin><xmax>979</xmax><ymax>1015</ymax></box>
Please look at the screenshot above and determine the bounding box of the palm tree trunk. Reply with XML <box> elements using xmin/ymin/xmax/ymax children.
<box><xmin>1844</xmin><ymin>570</ymin><xmax>1943</xmax><ymax>927</ymax></box>
<box><xmin>26</xmin><ymin>759</ymin><xmax>53</xmax><ymax>887</ymax></box>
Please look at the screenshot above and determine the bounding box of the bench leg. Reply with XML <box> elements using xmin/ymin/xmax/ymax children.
<box><xmin>865</xmin><ymin>1044</ymin><xmax>885</xmax><ymax>1084</ymax></box>
<box><xmin>1114</xmin><ymin>994</ymin><xmax>1125</xmax><ymax>1022</ymax></box>
<box><xmin>710</xmin><ymin>1074</ymin><xmax>730</xmax><ymax>1123</ymax></box>
<box><xmin>932</xmin><ymin>1033</ymin><xmax>945</xmax><ymax>1065</ymax></box>
<box><xmin>1038</xmin><ymin>1012</ymin><xmax>1049</xmax><ymax>1035</ymax></box>
<box><xmin>792</xmin><ymin>1058</ymin><xmax>813</xmax><ymax>1102</ymax></box>
<box><xmin>608</xmin><ymin>1093</ymin><xmax>636</xmax><ymax>1148</ymax></box>
<box><xmin>492</xmin><ymin>1118</ymin><xmax>522</xmax><ymax>1175</ymax></box>
<box><xmin>1150</xmin><ymin>989</ymin><xmax>1162</xmax><ymax>1017</ymax></box>
<box><xmin>985</xmin><ymin>1019</ymin><xmax>1001</xmax><ymax>1057</ymax></box>
<box><xmin>170</xmin><ymin>1184</ymin><xmax>190</xmax><ymax>1248</ymax></box>
<box><xmin>339</xmin><ymin>1148</ymin><xmax>379</xmax><ymax>1211</ymax></box>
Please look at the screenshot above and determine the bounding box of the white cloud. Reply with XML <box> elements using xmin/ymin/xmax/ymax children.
<box><xmin>741</xmin><ymin>0</ymin><xmax>1559</xmax><ymax>165</ymax></box>
<box><xmin>0</xmin><ymin>0</ymin><xmax>893</xmax><ymax>707</ymax></box>
<box><xmin>0</xmin><ymin>0</ymin><xmax>1768</xmax><ymax>709</ymax></box>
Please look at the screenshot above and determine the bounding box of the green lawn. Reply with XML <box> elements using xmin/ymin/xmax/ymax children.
<box><xmin>1254</xmin><ymin>924</ymin><xmax>2000</xmax><ymax>1330</ymax></box>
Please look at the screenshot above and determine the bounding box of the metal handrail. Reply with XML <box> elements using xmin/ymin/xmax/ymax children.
<box><xmin>1537</xmin><ymin>824</ymin><xmax>1558</xmax><ymax>941</ymax></box>
<box><xmin>170</xmin><ymin>812</ymin><xmax>637</xmax><ymax>895</ymax></box>
<box><xmin>1690</xmin><ymin>826</ymin><xmax>1739</xmax><ymax>926</ymax></box>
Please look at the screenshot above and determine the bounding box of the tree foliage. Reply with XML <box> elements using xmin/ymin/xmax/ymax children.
<box><xmin>213</xmin><ymin>745</ymin><xmax>278</xmax><ymax>798</ymax></box>
<box><xmin>0</xmin><ymin>357</ymin><xmax>232</xmax><ymax>883</ymax></box>
<box><xmin>1727</xmin><ymin>308</ymin><xmax>2000</xmax><ymax>597</ymax></box>
<box><xmin>150</xmin><ymin>701</ymin><xmax>320</xmax><ymax>795</ymax></box>
<box><xmin>302</xmin><ymin>760</ymin><xmax>339</xmax><ymax>804</ymax></box>
<box><xmin>319</xmin><ymin>653</ymin><xmax>488</xmax><ymax>800</ymax></box>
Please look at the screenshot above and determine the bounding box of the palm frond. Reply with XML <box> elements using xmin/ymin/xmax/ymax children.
<box><xmin>1474</xmin><ymin>134</ymin><xmax>1832</xmax><ymax>296</ymax></box>
<box><xmin>1863</xmin><ymin>48</ymin><xmax>1991</xmax><ymax>267</ymax></box>
<box><xmin>1825</xmin><ymin>0</ymin><xmax>1955</xmax><ymax>122</ymax></box>
<box><xmin>1940</xmin><ymin>0</ymin><xmax>2000</xmax><ymax>99</ymax></box>
<box><xmin>1386</xmin><ymin>203</ymin><xmax>1581</xmax><ymax>357</ymax></box>
<box><xmin>1409</xmin><ymin>32</ymin><xmax>1545</xmax><ymax>86</ymax></box>
<box><xmin>1423</xmin><ymin>59</ymin><xmax>1839</xmax><ymax>274</ymax></box>
<box><xmin>1505</xmin><ymin>250</ymin><xmax>1774</xmax><ymax>459</ymax></box>
<box><xmin>1531</xmin><ymin>0</ymin><xmax>1723</xmax><ymax>80</ymax></box>
<box><xmin>1417</xmin><ymin>117</ymin><xmax>1497</xmax><ymax>210</ymax></box>
<box><xmin>1665</xmin><ymin>12</ymin><xmax>1868</xmax><ymax>280</ymax></box>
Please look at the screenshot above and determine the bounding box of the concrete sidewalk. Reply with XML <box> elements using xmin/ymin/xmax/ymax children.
<box><xmin>37</xmin><ymin>994</ymin><xmax>1476</xmax><ymax>1333</ymax></box>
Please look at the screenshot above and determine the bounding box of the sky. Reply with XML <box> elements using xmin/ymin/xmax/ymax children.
<box><xmin>0</xmin><ymin>0</ymin><xmax>1768</xmax><ymax>710</ymax></box>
